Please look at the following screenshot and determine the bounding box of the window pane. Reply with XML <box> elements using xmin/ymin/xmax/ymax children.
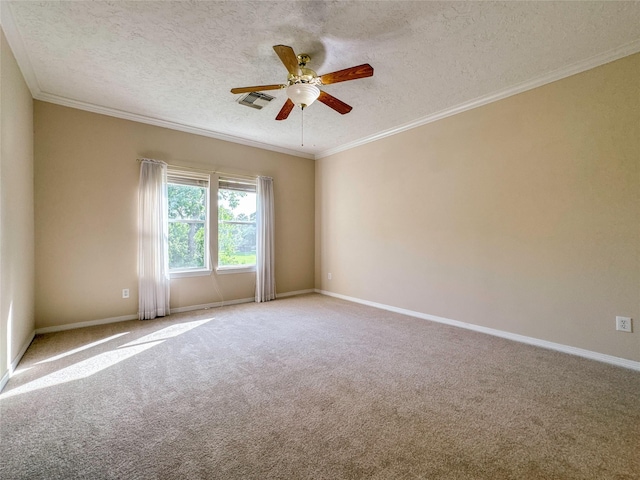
<box><xmin>218</xmin><ymin>222</ymin><xmax>256</xmax><ymax>266</ymax></box>
<box><xmin>218</xmin><ymin>188</ymin><xmax>256</xmax><ymax>267</ymax></box>
<box><xmin>168</xmin><ymin>184</ymin><xmax>206</xmax><ymax>221</ymax></box>
<box><xmin>169</xmin><ymin>222</ymin><xmax>206</xmax><ymax>269</ymax></box>
<box><xmin>167</xmin><ymin>181</ymin><xmax>208</xmax><ymax>271</ymax></box>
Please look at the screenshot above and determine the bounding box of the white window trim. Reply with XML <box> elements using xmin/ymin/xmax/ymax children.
<box><xmin>213</xmin><ymin>173</ymin><xmax>258</xmax><ymax>273</ymax></box>
<box><xmin>170</xmin><ymin>268</ymin><xmax>212</xmax><ymax>278</ymax></box>
<box><xmin>216</xmin><ymin>265</ymin><xmax>256</xmax><ymax>275</ymax></box>
<box><xmin>167</xmin><ymin>168</ymin><xmax>211</xmax><ymax>277</ymax></box>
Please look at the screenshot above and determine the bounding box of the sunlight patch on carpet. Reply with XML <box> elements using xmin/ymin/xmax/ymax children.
<box><xmin>119</xmin><ymin>318</ymin><xmax>213</xmax><ymax>348</ymax></box>
<box><xmin>1</xmin><ymin>318</ymin><xmax>213</xmax><ymax>399</ymax></box>
<box><xmin>36</xmin><ymin>333</ymin><xmax>130</xmax><ymax>365</ymax></box>
<box><xmin>0</xmin><ymin>341</ymin><xmax>163</xmax><ymax>399</ymax></box>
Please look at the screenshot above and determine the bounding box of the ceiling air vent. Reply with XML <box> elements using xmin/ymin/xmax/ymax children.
<box><xmin>238</xmin><ymin>92</ymin><xmax>275</xmax><ymax>110</ymax></box>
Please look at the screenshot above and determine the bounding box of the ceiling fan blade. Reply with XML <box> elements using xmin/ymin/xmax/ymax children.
<box><xmin>230</xmin><ymin>84</ymin><xmax>284</xmax><ymax>94</ymax></box>
<box><xmin>318</xmin><ymin>91</ymin><xmax>353</xmax><ymax>115</ymax></box>
<box><xmin>273</xmin><ymin>45</ymin><xmax>300</xmax><ymax>76</ymax></box>
<box><xmin>319</xmin><ymin>64</ymin><xmax>374</xmax><ymax>85</ymax></box>
<box><xmin>276</xmin><ymin>98</ymin><xmax>295</xmax><ymax>121</ymax></box>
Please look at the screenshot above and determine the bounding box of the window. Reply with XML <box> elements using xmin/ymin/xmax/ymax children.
<box><xmin>217</xmin><ymin>177</ymin><xmax>256</xmax><ymax>270</ymax></box>
<box><xmin>167</xmin><ymin>170</ymin><xmax>210</xmax><ymax>274</ymax></box>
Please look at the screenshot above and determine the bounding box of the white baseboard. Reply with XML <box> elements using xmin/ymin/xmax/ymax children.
<box><xmin>0</xmin><ymin>330</ymin><xmax>35</xmax><ymax>392</ymax></box>
<box><xmin>11</xmin><ymin>331</ymin><xmax>34</xmax><ymax>371</ymax></box>
<box><xmin>35</xmin><ymin>314</ymin><xmax>139</xmax><ymax>335</ymax></box>
<box><xmin>0</xmin><ymin>371</ymin><xmax>8</xmax><ymax>393</ymax></box>
<box><xmin>315</xmin><ymin>289</ymin><xmax>640</xmax><ymax>372</ymax></box>
<box><xmin>170</xmin><ymin>296</ymin><xmax>255</xmax><ymax>313</ymax></box>
<box><xmin>277</xmin><ymin>289</ymin><xmax>315</xmax><ymax>299</ymax></box>
<box><xmin>33</xmin><ymin>289</ymin><xmax>313</xmax><ymax>335</ymax></box>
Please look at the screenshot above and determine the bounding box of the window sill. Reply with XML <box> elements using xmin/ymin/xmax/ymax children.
<box><xmin>216</xmin><ymin>265</ymin><xmax>256</xmax><ymax>275</ymax></box>
<box><xmin>170</xmin><ymin>269</ymin><xmax>212</xmax><ymax>279</ymax></box>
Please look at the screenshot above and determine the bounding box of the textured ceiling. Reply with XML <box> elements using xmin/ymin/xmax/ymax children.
<box><xmin>3</xmin><ymin>1</ymin><xmax>640</xmax><ymax>158</ymax></box>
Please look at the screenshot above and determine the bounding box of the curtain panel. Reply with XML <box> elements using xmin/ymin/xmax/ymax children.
<box><xmin>138</xmin><ymin>159</ymin><xmax>171</xmax><ymax>319</ymax></box>
<box><xmin>255</xmin><ymin>176</ymin><xmax>276</xmax><ymax>302</ymax></box>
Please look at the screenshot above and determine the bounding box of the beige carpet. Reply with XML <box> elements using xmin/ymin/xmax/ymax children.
<box><xmin>1</xmin><ymin>294</ymin><xmax>639</xmax><ymax>479</ymax></box>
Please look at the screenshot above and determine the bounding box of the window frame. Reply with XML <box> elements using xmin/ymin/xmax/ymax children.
<box><xmin>166</xmin><ymin>168</ymin><xmax>212</xmax><ymax>278</ymax></box>
<box><xmin>214</xmin><ymin>174</ymin><xmax>257</xmax><ymax>275</ymax></box>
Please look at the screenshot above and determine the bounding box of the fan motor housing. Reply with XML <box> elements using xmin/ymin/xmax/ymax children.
<box><xmin>288</xmin><ymin>68</ymin><xmax>320</xmax><ymax>86</ymax></box>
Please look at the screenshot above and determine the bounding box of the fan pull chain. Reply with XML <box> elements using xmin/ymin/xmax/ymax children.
<box><xmin>301</xmin><ymin>106</ymin><xmax>304</xmax><ymax>147</ymax></box>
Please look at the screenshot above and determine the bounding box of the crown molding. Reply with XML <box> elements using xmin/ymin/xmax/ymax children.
<box><xmin>34</xmin><ymin>92</ymin><xmax>314</xmax><ymax>159</ymax></box>
<box><xmin>1</xmin><ymin>1</ymin><xmax>41</xmax><ymax>94</ymax></box>
<box><xmin>315</xmin><ymin>39</ymin><xmax>640</xmax><ymax>159</ymax></box>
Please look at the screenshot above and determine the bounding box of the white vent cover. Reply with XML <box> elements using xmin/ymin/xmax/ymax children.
<box><xmin>238</xmin><ymin>92</ymin><xmax>276</xmax><ymax>109</ymax></box>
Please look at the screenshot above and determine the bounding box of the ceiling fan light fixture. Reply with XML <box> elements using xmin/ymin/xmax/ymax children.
<box><xmin>232</xmin><ymin>45</ymin><xmax>373</xmax><ymax>120</ymax></box>
<box><xmin>287</xmin><ymin>83</ymin><xmax>320</xmax><ymax>108</ymax></box>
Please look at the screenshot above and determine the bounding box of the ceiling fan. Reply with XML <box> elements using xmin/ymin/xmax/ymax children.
<box><xmin>231</xmin><ymin>45</ymin><xmax>374</xmax><ymax>121</ymax></box>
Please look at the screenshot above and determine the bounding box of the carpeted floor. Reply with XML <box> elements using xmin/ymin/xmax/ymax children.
<box><xmin>1</xmin><ymin>294</ymin><xmax>639</xmax><ymax>479</ymax></box>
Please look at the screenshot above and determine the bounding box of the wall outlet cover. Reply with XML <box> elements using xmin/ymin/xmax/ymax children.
<box><xmin>616</xmin><ymin>316</ymin><xmax>632</xmax><ymax>333</ymax></box>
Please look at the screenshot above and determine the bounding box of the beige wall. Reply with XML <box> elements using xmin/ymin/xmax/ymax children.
<box><xmin>316</xmin><ymin>53</ymin><xmax>640</xmax><ymax>361</ymax></box>
<box><xmin>34</xmin><ymin>102</ymin><xmax>315</xmax><ymax>328</ymax></box>
<box><xmin>0</xmin><ymin>28</ymin><xmax>35</xmax><ymax>382</ymax></box>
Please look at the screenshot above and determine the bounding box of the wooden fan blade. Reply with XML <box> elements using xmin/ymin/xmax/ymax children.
<box><xmin>318</xmin><ymin>91</ymin><xmax>353</xmax><ymax>115</ymax></box>
<box><xmin>273</xmin><ymin>45</ymin><xmax>300</xmax><ymax>76</ymax></box>
<box><xmin>276</xmin><ymin>98</ymin><xmax>295</xmax><ymax>121</ymax></box>
<box><xmin>230</xmin><ymin>84</ymin><xmax>284</xmax><ymax>94</ymax></box>
<box><xmin>319</xmin><ymin>64</ymin><xmax>374</xmax><ymax>85</ymax></box>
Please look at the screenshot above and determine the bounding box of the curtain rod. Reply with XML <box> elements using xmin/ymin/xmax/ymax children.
<box><xmin>136</xmin><ymin>158</ymin><xmax>257</xmax><ymax>180</ymax></box>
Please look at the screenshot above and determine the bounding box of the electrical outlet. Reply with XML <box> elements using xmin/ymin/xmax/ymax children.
<box><xmin>122</xmin><ymin>289</ymin><xmax>130</xmax><ymax>299</ymax></box>
<box><xmin>328</xmin><ymin>273</ymin><xmax>332</xmax><ymax>280</ymax></box>
<box><xmin>616</xmin><ymin>316</ymin><xmax>632</xmax><ymax>333</ymax></box>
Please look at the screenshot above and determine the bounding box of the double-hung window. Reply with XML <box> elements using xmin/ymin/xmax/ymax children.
<box><xmin>167</xmin><ymin>169</ymin><xmax>210</xmax><ymax>276</ymax></box>
<box><xmin>217</xmin><ymin>177</ymin><xmax>257</xmax><ymax>271</ymax></box>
